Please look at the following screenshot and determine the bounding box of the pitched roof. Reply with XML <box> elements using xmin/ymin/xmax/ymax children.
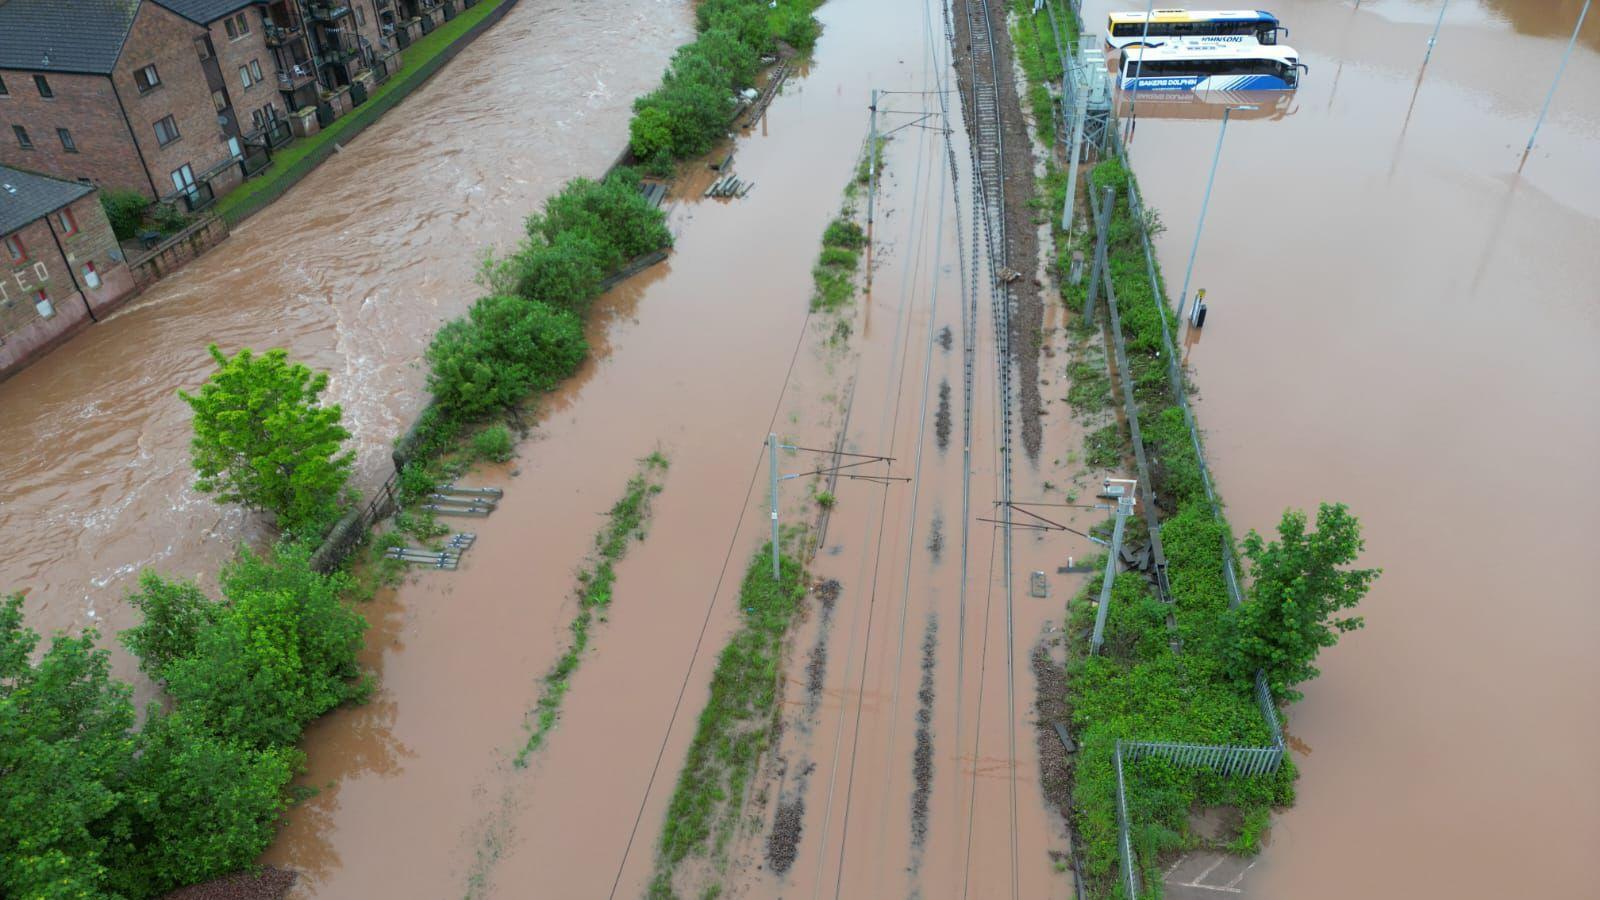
<box><xmin>153</xmin><ymin>0</ymin><xmax>257</xmax><ymax>24</ymax></box>
<box><xmin>0</xmin><ymin>166</ymin><xmax>95</xmax><ymax>236</ymax></box>
<box><xmin>0</xmin><ymin>0</ymin><xmax>142</xmax><ymax>75</ymax></box>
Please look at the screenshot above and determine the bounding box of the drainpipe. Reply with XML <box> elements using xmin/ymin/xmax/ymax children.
<box><xmin>43</xmin><ymin>211</ymin><xmax>96</xmax><ymax>322</ymax></box>
<box><xmin>108</xmin><ymin>76</ymin><xmax>163</xmax><ymax>199</ymax></box>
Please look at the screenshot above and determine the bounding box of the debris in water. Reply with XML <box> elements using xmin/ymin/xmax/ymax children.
<box><xmin>937</xmin><ymin>325</ymin><xmax>953</xmax><ymax>351</ymax></box>
<box><xmin>766</xmin><ymin>798</ymin><xmax>805</xmax><ymax>874</ymax></box>
<box><xmin>910</xmin><ymin>616</ymin><xmax>938</xmax><ymax>852</ymax></box>
<box><xmin>934</xmin><ymin>380</ymin><xmax>952</xmax><ymax>451</ymax></box>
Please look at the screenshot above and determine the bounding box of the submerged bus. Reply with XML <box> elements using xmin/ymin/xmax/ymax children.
<box><xmin>1104</xmin><ymin>9</ymin><xmax>1285</xmax><ymax>49</ymax></box>
<box><xmin>1118</xmin><ymin>41</ymin><xmax>1306</xmax><ymax>91</ymax></box>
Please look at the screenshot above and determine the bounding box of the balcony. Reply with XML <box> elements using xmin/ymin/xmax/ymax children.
<box><xmin>263</xmin><ymin>21</ymin><xmax>302</xmax><ymax>48</ymax></box>
<box><xmin>277</xmin><ymin>62</ymin><xmax>316</xmax><ymax>90</ymax></box>
<box><xmin>306</xmin><ymin>3</ymin><xmax>351</xmax><ymax>22</ymax></box>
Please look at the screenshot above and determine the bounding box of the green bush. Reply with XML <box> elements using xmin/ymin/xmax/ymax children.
<box><xmin>527</xmin><ymin>173</ymin><xmax>672</xmax><ymax>274</ymax></box>
<box><xmin>823</xmin><ymin>218</ymin><xmax>866</xmax><ymax>250</ymax></box>
<box><xmin>630</xmin><ymin>78</ymin><xmax>733</xmax><ymax>164</ymax></box>
<box><xmin>162</xmin><ymin>543</ymin><xmax>368</xmax><ymax>749</ymax></box>
<box><xmin>509</xmin><ymin>231</ymin><xmax>607</xmax><ymax>316</ymax></box>
<box><xmin>426</xmin><ymin>295</ymin><xmax>587</xmax><ymax>422</ymax></box>
<box><xmin>100</xmin><ymin>188</ymin><xmax>150</xmax><ymax>241</ymax></box>
<box><xmin>471</xmin><ymin>424</ymin><xmax>515</xmax><ymax>463</ymax></box>
<box><xmin>120</xmin><ymin>571</ymin><xmax>219</xmax><ymax>680</ymax></box>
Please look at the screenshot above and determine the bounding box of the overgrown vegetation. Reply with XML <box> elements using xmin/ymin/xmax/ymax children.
<box><xmin>180</xmin><ymin>345</ymin><xmax>355</xmax><ymax>540</ymax></box>
<box><xmin>1004</xmin><ymin>5</ymin><xmax>1377</xmax><ymax>891</ymax></box>
<box><xmin>515</xmin><ymin>452</ymin><xmax>670</xmax><ymax>767</ymax></box>
<box><xmin>0</xmin><ymin>542</ymin><xmax>367</xmax><ymax>898</ymax></box>
<box><xmin>650</xmin><ymin>548</ymin><xmax>808</xmax><ymax>899</ymax></box>
<box><xmin>629</xmin><ymin>0</ymin><xmax>823</xmax><ymax>168</ymax></box>
<box><xmin>101</xmin><ymin>188</ymin><xmax>152</xmax><ymax>241</ymax></box>
<box><xmin>811</xmin><ymin>217</ymin><xmax>867</xmax><ymax>311</ymax></box>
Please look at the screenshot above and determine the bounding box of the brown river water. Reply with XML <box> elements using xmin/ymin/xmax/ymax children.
<box><xmin>1</xmin><ymin>0</ymin><xmax>1594</xmax><ymax>897</ymax></box>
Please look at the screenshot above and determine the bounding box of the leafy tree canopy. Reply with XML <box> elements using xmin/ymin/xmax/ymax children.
<box><xmin>1226</xmin><ymin>503</ymin><xmax>1380</xmax><ymax>702</ymax></box>
<box><xmin>179</xmin><ymin>345</ymin><xmax>354</xmax><ymax>539</ymax></box>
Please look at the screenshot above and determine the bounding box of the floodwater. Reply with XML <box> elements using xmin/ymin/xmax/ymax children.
<box><xmin>274</xmin><ymin>0</ymin><xmax>1092</xmax><ymax>895</ymax></box>
<box><xmin>1081</xmin><ymin>0</ymin><xmax>1599</xmax><ymax>896</ymax></box>
<box><xmin>0</xmin><ymin>0</ymin><xmax>691</xmax><ymax>697</ymax></box>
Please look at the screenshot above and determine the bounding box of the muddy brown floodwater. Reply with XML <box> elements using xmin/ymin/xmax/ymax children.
<box><xmin>1079</xmin><ymin>0</ymin><xmax>1600</xmax><ymax>896</ymax></box>
<box><xmin>0</xmin><ymin>0</ymin><xmax>692</xmax><ymax>700</ymax></box>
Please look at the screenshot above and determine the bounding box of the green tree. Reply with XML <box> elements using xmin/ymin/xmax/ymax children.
<box><xmin>426</xmin><ymin>295</ymin><xmax>587</xmax><ymax>422</ymax></box>
<box><xmin>511</xmin><ymin>231</ymin><xmax>607</xmax><ymax>316</ymax></box>
<box><xmin>179</xmin><ymin>345</ymin><xmax>354</xmax><ymax>538</ymax></box>
<box><xmin>163</xmin><ymin>543</ymin><xmax>367</xmax><ymax>748</ymax></box>
<box><xmin>0</xmin><ymin>595</ymin><xmax>135</xmax><ymax>899</ymax></box>
<box><xmin>120</xmin><ymin>571</ymin><xmax>218</xmax><ymax>680</ymax></box>
<box><xmin>1225</xmin><ymin>503</ymin><xmax>1380</xmax><ymax>702</ymax></box>
<box><xmin>103</xmin><ymin>710</ymin><xmax>297</xmax><ymax>898</ymax></box>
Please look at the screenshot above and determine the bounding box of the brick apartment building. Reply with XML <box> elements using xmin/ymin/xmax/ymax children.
<box><xmin>1</xmin><ymin>164</ymin><xmax>135</xmax><ymax>380</ymax></box>
<box><xmin>0</xmin><ymin>0</ymin><xmax>393</xmax><ymax>209</ymax></box>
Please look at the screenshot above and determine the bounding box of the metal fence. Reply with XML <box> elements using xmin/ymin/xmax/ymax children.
<box><xmin>221</xmin><ymin>0</ymin><xmax>522</xmax><ymax>228</ymax></box>
<box><xmin>1081</xmin><ymin>39</ymin><xmax>1292</xmax><ymax>900</ymax></box>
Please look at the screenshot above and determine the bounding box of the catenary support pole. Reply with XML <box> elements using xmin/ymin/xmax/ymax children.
<box><xmin>1526</xmin><ymin>0</ymin><xmax>1590</xmax><ymax>154</ymax></box>
<box><xmin>867</xmin><ymin>89</ymin><xmax>879</xmax><ymax>228</ymax></box>
<box><xmin>769</xmin><ymin>432</ymin><xmax>781</xmax><ymax>579</ymax></box>
<box><xmin>1084</xmin><ymin>186</ymin><xmax>1114</xmax><ymax>321</ymax></box>
<box><xmin>1090</xmin><ymin>495</ymin><xmax>1133</xmax><ymax>655</ymax></box>
<box><xmin>1062</xmin><ymin>81</ymin><xmax>1088</xmax><ymax>233</ymax></box>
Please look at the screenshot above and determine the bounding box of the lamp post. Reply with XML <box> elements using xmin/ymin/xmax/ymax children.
<box><xmin>1125</xmin><ymin>0</ymin><xmax>1156</xmax><ymax>131</ymax></box>
<box><xmin>1526</xmin><ymin>0</ymin><xmax>1591</xmax><ymax>154</ymax></box>
<box><xmin>1176</xmin><ymin>105</ymin><xmax>1256</xmax><ymax>324</ymax></box>
<box><xmin>1424</xmin><ymin>0</ymin><xmax>1450</xmax><ymax>65</ymax></box>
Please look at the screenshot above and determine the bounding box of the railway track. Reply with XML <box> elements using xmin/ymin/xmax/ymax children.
<box><xmin>953</xmin><ymin>0</ymin><xmax>1020</xmax><ymax>896</ymax></box>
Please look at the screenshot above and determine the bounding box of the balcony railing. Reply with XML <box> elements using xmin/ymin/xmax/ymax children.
<box><xmin>263</xmin><ymin>21</ymin><xmax>302</xmax><ymax>47</ymax></box>
<box><xmin>277</xmin><ymin>63</ymin><xmax>316</xmax><ymax>89</ymax></box>
<box><xmin>306</xmin><ymin>3</ymin><xmax>351</xmax><ymax>22</ymax></box>
<box><xmin>162</xmin><ymin>181</ymin><xmax>216</xmax><ymax>215</ymax></box>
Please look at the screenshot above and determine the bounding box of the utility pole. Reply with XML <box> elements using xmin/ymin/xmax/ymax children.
<box><xmin>769</xmin><ymin>432</ymin><xmax>781</xmax><ymax>579</ymax></box>
<box><xmin>1084</xmin><ymin>185</ymin><xmax>1114</xmax><ymax>321</ymax></box>
<box><xmin>1062</xmin><ymin>72</ymin><xmax>1087</xmax><ymax>233</ymax></box>
<box><xmin>1424</xmin><ymin>0</ymin><xmax>1449</xmax><ymax>65</ymax></box>
<box><xmin>1090</xmin><ymin>493</ymin><xmax>1135</xmax><ymax>655</ymax></box>
<box><xmin>1525</xmin><ymin>0</ymin><xmax>1590</xmax><ymax>154</ymax></box>
<box><xmin>1176</xmin><ymin>105</ymin><xmax>1254</xmax><ymax>324</ymax></box>
<box><xmin>867</xmin><ymin>89</ymin><xmax>879</xmax><ymax>228</ymax></box>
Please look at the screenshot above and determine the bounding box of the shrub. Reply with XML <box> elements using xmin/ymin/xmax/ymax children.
<box><xmin>671</xmin><ymin>28</ymin><xmax>759</xmax><ymax>90</ymax></box>
<box><xmin>471</xmin><ymin>424</ymin><xmax>515</xmax><ymax>463</ymax></box>
<box><xmin>179</xmin><ymin>345</ymin><xmax>354</xmax><ymax>539</ymax></box>
<box><xmin>426</xmin><ymin>295</ymin><xmax>587</xmax><ymax>422</ymax></box>
<box><xmin>100</xmin><ymin>188</ymin><xmax>150</xmax><ymax>241</ymax></box>
<box><xmin>527</xmin><ymin>173</ymin><xmax>672</xmax><ymax>274</ymax></box>
<box><xmin>630</xmin><ymin>77</ymin><xmax>735</xmax><ymax>165</ymax></box>
<box><xmin>510</xmin><ymin>231</ymin><xmax>607</xmax><ymax>316</ymax></box>
<box><xmin>162</xmin><ymin>543</ymin><xmax>367</xmax><ymax>749</ymax></box>
<box><xmin>120</xmin><ymin>572</ymin><xmax>219</xmax><ymax>680</ymax></box>
<box><xmin>823</xmin><ymin>218</ymin><xmax>866</xmax><ymax>250</ymax></box>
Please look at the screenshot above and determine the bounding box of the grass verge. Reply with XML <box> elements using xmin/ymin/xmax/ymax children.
<box><xmin>214</xmin><ymin>0</ymin><xmax>510</xmax><ymax>221</ymax></box>
<box><xmin>649</xmin><ymin>547</ymin><xmax>808</xmax><ymax>899</ymax></box>
<box><xmin>514</xmin><ymin>451</ymin><xmax>670</xmax><ymax>766</ymax></box>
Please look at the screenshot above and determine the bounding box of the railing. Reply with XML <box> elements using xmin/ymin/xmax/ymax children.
<box><xmin>162</xmin><ymin>181</ymin><xmax>216</xmax><ymax>214</ymax></box>
<box><xmin>264</xmin><ymin>21</ymin><xmax>302</xmax><ymax>47</ymax></box>
<box><xmin>306</xmin><ymin>2</ymin><xmax>351</xmax><ymax>22</ymax></box>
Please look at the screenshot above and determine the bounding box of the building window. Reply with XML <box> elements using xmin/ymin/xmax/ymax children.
<box><xmin>35</xmin><ymin>289</ymin><xmax>54</xmax><ymax>318</ymax></box>
<box><xmin>57</xmin><ymin>127</ymin><xmax>76</xmax><ymax>153</ymax></box>
<box><xmin>0</xmin><ymin>75</ymin><xmax>8</xmax><ymax>96</ymax></box>
<box><xmin>357</xmin><ymin>6</ymin><xmax>367</xmax><ymax>26</ymax></box>
<box><xmin>34</xmin><ymin>75</ymin><xmax>52</xmax><ymax>98</ymax></box>
<box><xmin>239</xmin><ymin>65</ymin><xmax>254</xmax><ymax>89</ymax></box>
<box><xmin>251</xmin><ymin>107</ymin><xmax>267</xmax><ymax>130</ymax></box>
<box><xmin>153</xmin><ymin>114</ymin><xmax>180</xmax><ymax>146</ymax></box>
<box><xmin>12</xmin><ymin>125</ymin><xmax>31</xmax><ymax>149</ymax></box>
<box><xmin>56</xmin><ymin>209</ymin><xmax>79</xmax><ymax>236</ymax></box>
<box><xmin>250</xmin><ymin>60</ymin><xmax>264</xmax><ymax>82</ymax></box>
<box><xmin>134</xmin><ymin>64</ymin><xmax>161</xmax><ymax>93</ymax></box>
<box><xmin>212</xmin><ymin>89</ymin><xmax>228</xmax><ymax>113</ymax></box>
<box><xmin>225</xmin><ymin>12</ymin><xmax>251</xmax><ymax>39</ymax></box>
<box><xmin>83</xmin><ymin>261</ymin><xmax>102</xmax><ymax>289</ymax></box>
<box><xmin>4</xmin><ymin>235</ymin><xmax>26</xmax><ymax>264</ymax></box>
<box><xmin>195</xmin><ymin>37</ymin><xmax>213</xmax><ymax>60</ymax></box>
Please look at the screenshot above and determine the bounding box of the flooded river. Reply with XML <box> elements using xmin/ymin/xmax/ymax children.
<box><xmin>0</xmin><ymin>0</ymin><xmax>691</xmax><ymax>696</ymax></box>
<box><xmin>1078</xmin><ymin>0</ymin><xmax>1599</xmax><ymax>895</ymax></box>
